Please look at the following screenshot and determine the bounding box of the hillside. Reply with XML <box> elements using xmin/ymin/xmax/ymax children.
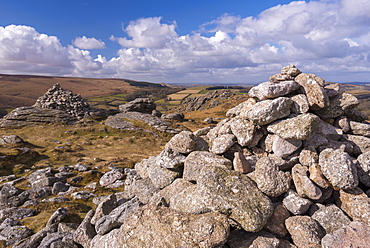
<box><xmin>0</xmin><ymin>74</ymin><xmax>169</xmax><ymax>111</ymax></box>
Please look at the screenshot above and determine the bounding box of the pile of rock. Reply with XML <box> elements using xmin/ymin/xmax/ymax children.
<box><xmin>7</xmin><ymin>65</ymin><xmax>370</xmax><ymax>247</ymax></box>
<box><xmin>33</xmin><ymin>83</ymin><xmax>91</xmax><ymax>119</ymax></box>
<box><xmin>106</xmin><ymin>98</ymin><xmax>186</xmax><ymax>134</ymax></box>
<box><xmin>84</xmin><ymin>65</ymin><xmax>369</xmax><ymax>247</ymax></box>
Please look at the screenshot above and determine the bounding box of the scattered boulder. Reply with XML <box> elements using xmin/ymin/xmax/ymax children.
<box><xmin>118</xmin><ymin>98</ymin><xmax>156</xmax><ymax>114</ymax></box>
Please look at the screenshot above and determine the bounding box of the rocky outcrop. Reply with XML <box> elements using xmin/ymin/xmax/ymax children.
<box><xmin>106</xmin><ymin>98</ymin><xmax>186</xmax><ymax>134</ymax></box>
<box><xmin>175</xmin><ymin>89</ymin><xmax>235</xmax><ymax>112</ymax></box>
<box><xmin>0</xmin><ymin>107</ymin><xmax>77</xmax><ymax>127</ymax></box>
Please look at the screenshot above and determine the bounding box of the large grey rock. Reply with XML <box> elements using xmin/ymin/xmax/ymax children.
<box><xmin>229</xmin><ymin>117</ymin><xmax>257</xmax><ymax>147</ymax></box>
<box><xmin>321</xmin><ymin>221</ymin><xmax>370</xmax><ymax>248</ymax></box>
<box><xmin>12</xmin><ymin>223</ymin><xmax>58</xmax><ymax>248</ymax></box>
<box><xmin>91</xmin><ymin>194</ymin><xmax>117</xmax><ymax>225</ymax></box>
<box><xmin>272</xmin><ymin>136</ymin><xmax>302</xmax><ymax>158</ymax></box>
<box><xmin>0</xmin><ymin>225</ymin><xmax>32</xmax><ymax>246</ymax></box>
<box><xmin>294</xmin><ymin>73</ymin><xmax>329</xmax><ymax>110</ymax></box>
<box><xmin>46</xmin><ymin>207</ymin><xmax>68</xmax><ymax>227</ymax></box>
<box><xmin>90</xmin><ymin>228</ymin><xmax>120</xmax><ymax>248</ymax></box>
<box><xmin>317</xmin><ymin>120</ymin><xmax>342</xmax><ymax>141</ymax></box>
<box><xmin>118</xmin><ymin>98</ymin><xmax>156</xmax><ymax>114</ymax></box>
<box><xmin>183</xmin><ymin>151</ymin><xmax>232</xmax><ymax>182</ymax></box>
<box><xmin>283</xmin><ymin>189</ymin><xmax>312</xmax><ymax>215</ymax></box>
<box><xmin>125</xmin><ymin>178</ymin><xmax>159</xmax><ymax>204</ymax></box>
<box><xmin>281</xmin><ymin>64</ymin><xmax>302</xmax><ymax>77</ymax></box>
<box><xmin>72</xmin><ymin>209</ymin><xmax>96</xmax><ymax>248</ymax></box>
<box><xmin>38</xmin><ymin>232</ymin><xmax>75</xmax><ymax>248</ymax></box>
<box><xmin>309</xmin><ymin>203</ymin><xmax>351</xmax><ymax>234</ymax></box>
<box><xmin>117</xmin><ymin>204</ymin><xmax>230</xmax><ymax>248</ymax></box>
<box><xmin>248</xmin><ymin>80</ymin><xmax>300</xmax><ymax>100</ymax></box>
<box><xmin>165</xmin><ymin>131</ymin><xmax>207</xmax><ymax>154</ymax></box>
<box><xmin>356</xmin><ymin>152</ymin><xmax>370</xmax><ymax>187</ymax></box>
<box><xmin>267</xmin><ymin>113</ymin><xmax>320</xmax><ymax>140</ymax></box>
<box><xmin>0</xmin><ymin>107</ymin><xmax>77</xmax><ymax>127</ymax></box>
<box><xmin>99</xmin><ymin>170</ymin><xmax>123</xmax><ymax>187</ymax></box>
<box><xmin>154</xmin><ymin>147</ymin><xmax>186</xmax><ymax>169</ymax></box>
<box><xmin>210</xmin><ymin>134</ymin><xmax>236</xmax><ymax>154</ymax></box>
<box><xmin>319</xmin><ymin>148</ymin><xmax>358</xmax><ymax>189</ymax></box>
<box><xmin>104</xmin><ymin>116</ymin><xmax>139</xmax><ymax>131</ymax></box>
<box><xmin>314</xmin><ymin>92</ymin><xmax>359</xmax><ymax>119</ymax></box>
<box><xmin>292</xmin><ymin>164</ymin><xmax>322</xmax><ymax>200</ymax></box>
<box><xmin>0</xmin><ymin>207</ymin><xmax>35</xmax><ymax>221</ymax></box>
<box><xmin>95</xmin><ymin>197</ymin><xmax>141</xmax><ymax>235</ymax></box>
<box><xmin>291</xmin><ymin>94</ymin><xmax>309</xmax><ymax>114</ymax></box>
<box><xmin>343</xmin><ymin>134</ymin><xmax>370</xmax><ymax>155</ymax></box>
<box><xmin>285</xmin><ymin>216</ymin><xmax>325</xmax><ymax>248</ymax></box>
<box><xmin>335</xmin><ymin>187</ymin><xmax>370</xmax><ymax>226</ymax></box>
<box><xmin>198</xmin><ymin>166</ymin><xmax>272</xmax><ymax>232</ymax></box>
<box><xmin>147</xmin><ymin>162</ymin><xmax>182</xmax><ymax>189</ymax></box>
<box><xmin>264</xmin><ymin>203</ymin><xmax>291</xmax><ymax>237</ymax></box>
<box><xmin>244</xmin><ymin>97</ymin><xmax>293</xmax><ymax>126</ymax></box>
<box><xmin>0</xmin><ymin>135</ymin><xmax>25</xmax><ymax>145</ymax></box>
<box><xmin>350</xmin><ymin>120</ymin><xmax>370</xmax><ymax>137</ymax></box>
<box><xmin>248</xmin><ymin>157</ymin><xmax>292</xmax><ymax>197</ymax></box>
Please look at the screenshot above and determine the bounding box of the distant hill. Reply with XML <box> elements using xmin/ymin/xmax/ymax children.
<box><xmin>0</xmin><ymin>74</ymin><xmax>166</xmax><ymax>110</ymax></box>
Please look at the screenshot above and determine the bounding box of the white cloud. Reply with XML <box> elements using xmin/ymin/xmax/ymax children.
<box><xmin>73</xmin><ymin>36</ymin><xmax>106</xmax><ymax>49</ymax></box>
<box><xmin>1</xmin><ymin>0</ymin><xmax>370</xmax><ymax>84</ymax></box>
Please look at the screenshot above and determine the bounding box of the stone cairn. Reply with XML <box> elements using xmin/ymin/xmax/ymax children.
<box><xmin>10</xmin><ymin>66</ymin><xmax>370</xmax><ymax>247</ymax></box>
<box><xmin>33</xmin><ymin>83</ymin><xmax>91</xmax><ymax>119</ymax></box>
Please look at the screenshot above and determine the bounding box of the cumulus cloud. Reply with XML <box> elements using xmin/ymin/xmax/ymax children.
<box><xmin>1</xmin><ymin>0</ymin><xmax>370</xmax><ymax>83</ymax></box>
<box><xmin>73</xmin><ymin>36</ymin><xmax>106</xmax><ymax>49</ymax></box>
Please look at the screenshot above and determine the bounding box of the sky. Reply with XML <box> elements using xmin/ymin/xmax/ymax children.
<box><xmin>0</xmin><ymin>0</ymin><xmax>370</xmax><ymax>85</ymax></box>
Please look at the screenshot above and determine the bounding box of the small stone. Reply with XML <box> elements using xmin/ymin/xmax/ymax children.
<box><xmin>356</xmin><ymin>152</ymin><xmax>370</xmax><ymax>187</ymax></box>
<box><xmin>299</xmin><ymin>146</ymin><xmax>318</xmax><ymax>167</ymax></box>
<box><xmin>343</xmin><ymin>134</ymin><xmax>370</xmax><ymax>155</ymax></box>
<box><xmin>292</xmin><ymin>164</ymin><xmax>322</xmax><ymax>200</ymax></box>
<box><xmin>334</xmin><ymin>116</ymin><xmax>350</xmax><ymax>133</ymax></box>
<box><xmin>91</xmin><ymin>194</ymin><xmax>117</xmax><ymax>225</ymax></box>
<box><xmin>281</xmin><ymin>64</ymin><xmax>302</xmax><ymax>77</ymax></box>
<box><xmin>0</xmin><ymin>225</ymin><xmax>32</xmax><ymax>246</ymax></box>
<box><xmin>291</xmin><ymin>94</ymin><xmax>309</xmax><ymax>114</ymax></box>
<box><xmin>233</xmin><ymin>151</ymin><xmax>252</xmax><ymax>173</ymax></box>
<box><xmin>283</xmin><ymin>189</ymin><xmax>312</xmax><ymax>215</ymax></box>
<box><xmin>165</xmin><ymin>131</ymin><xmax>206</xmax><ymax>154</ymax></box>
<box><xmin>52</xmin><ymin>182</ymin><xmax>69</xmax><ymax>195</ymax></box>
<box><xmin>0</xmin><ymin>207</ymin><xmax>35</xmax><ymax>221</ymax></box>
<box><xmin>264</xmin><ymin>203</ymin><xmax>290</xmax><ymax>237</ymax></box>
<box><xmin>99</xmin><ymin>170</ymin><xmax>123</xmax><ymax>187</ymax></box>
<box><xmin>295</xmin><ymin>73</ymin><xmax>329</xmax><ymax>110</ymax></box>
<box><xmin>308</xmin><ymin>163</ymin><xmax>331</xmax><ymax>189</ymax></box>
<box><xmin>90</xmin><ymin>228</ymin><xmax>120</xmax><ymax>248</ymax></box>
<box><xmin>285</xmin><ymin>216</ymin><xmax>325</xmax><ymax>248</ymax></box>
<box><xmin>248</xmin><ymin>157</ymin><xmax>292</xmax><ymax>197</ymax></box>
<box><xmin>272</xmin><ymin>136</ymin><xmax>302</xmax><ymax>158</ymax></box>
<box><xmin>229</xmin><ymin>117</ymin><xmax>257</xmax><ymax>147</ymax></box>
<box><xmin>210</xmin><ymin>134</ymin><xmax>236</xmax><ymax>154</ymax></box>
<box><xmin>315</xmin><ymin>92</ymin><xmax>359</xmax><ymax>119</ymax></box>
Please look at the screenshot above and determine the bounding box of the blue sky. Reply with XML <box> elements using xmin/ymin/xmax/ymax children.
<box><xmin>1</xmin><ymin>0</ymin><xmax>370</xmax><ymax>84</ymax></box>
